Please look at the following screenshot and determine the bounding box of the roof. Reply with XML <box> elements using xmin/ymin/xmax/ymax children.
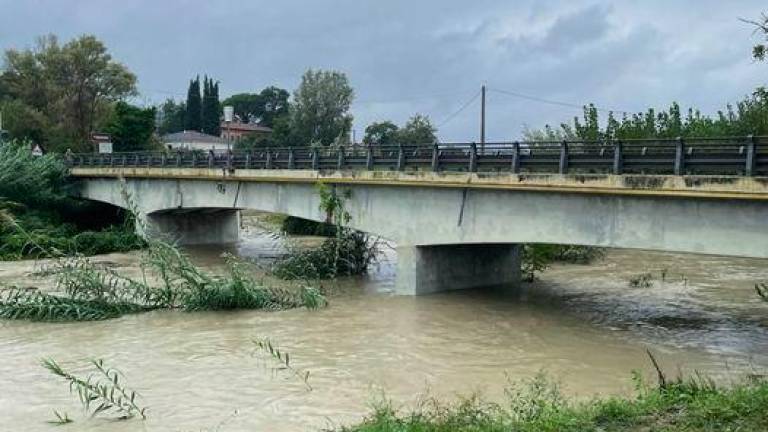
<box><xmin>221</xmin><ymin>121</ymin><xmax>273</xmax><ymax>133</ymax></box>
<box><xmin>162</xmin><ymin>130</ymin><xmax>226</xmax><ymax>144</ymax></box>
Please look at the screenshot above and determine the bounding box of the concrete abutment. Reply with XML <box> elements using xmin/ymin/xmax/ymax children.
<box><xmin>144</xmin><ymin>209</ymin><xmax>241</xmax><ymax>245</ymax></box>
<box><xmin>395</xmin><ymin>244</ymin><xmax>521</xmax><ymax>295</ymax></box>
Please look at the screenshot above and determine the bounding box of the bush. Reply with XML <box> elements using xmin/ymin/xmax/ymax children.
<box><xmin>281</xmin><ymin>216</ymin><xmax>337</xmax><ymax>237</ymax></box>
<box><xmin>272</xmin><ymin>230</ymin><xmax>380</xmax><ymax>280</ymax></box>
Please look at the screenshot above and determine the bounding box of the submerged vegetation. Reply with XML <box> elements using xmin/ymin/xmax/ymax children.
<box><xmin>522</xmin><ymin>244</ymin><xmax>605</xmax><ymax>282</ymax></box>
<box><xmin>0</xmin><ymin>238</ymin><xmax>325</xmax><ymax>322</ymax></box>
<box><xmin>339</xmin><ymin>371</ymin><xmax>768</xmax><ymax>432</ymax></box>
<box><xmin>273</xmin><ymin>184</ymin><xmax>381</xmax><ymax>280</ymax></box>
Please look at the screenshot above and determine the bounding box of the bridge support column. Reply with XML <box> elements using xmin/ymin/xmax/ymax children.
<box><xmin>143</xmin><ymin>210</ymin><xmax>240</xmax><ymax>245</ymax></box>
<box><xmin>395</xmin><ymin>244</ymin><xmax>521</xmax><ymax>295</ymax></box>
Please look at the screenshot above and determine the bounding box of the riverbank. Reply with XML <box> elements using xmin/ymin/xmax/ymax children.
<box><xmin>340</xmin><ymin>374</ymin><xmax>768</xmax><ymax>431</ymax></box>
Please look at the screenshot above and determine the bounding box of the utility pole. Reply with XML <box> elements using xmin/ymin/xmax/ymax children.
<box><xmin>480</xmin><ymin>85</ymin><xmax>486</xmax><ymax>153</ymax></box>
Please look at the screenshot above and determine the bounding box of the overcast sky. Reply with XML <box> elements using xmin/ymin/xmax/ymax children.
<box><xmin>1</xmin><ymin>1</ymin><xmax>766</xmax><ymax>141</ymax></box>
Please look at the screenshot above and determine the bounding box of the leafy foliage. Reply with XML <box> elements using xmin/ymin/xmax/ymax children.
<box><xmin>222</xmin><ymin>86</ymin><xmax>289</xmax><ymax>127</ymax></box>
<box><xmin>527</xmin><ymin>89</ymin><xmax>768</xmax><ymax>142</ymax></box>
<box><xmin>105</xmin><ymin>101</ymin><xmax>157</xmax><ymax>152</ymax></box>
<box><xmin>273</xmin><ymin>184</ymin><xmax>380</xmax><ymax>280</ymax></box>
<box><xmin>42</xmin><ymin>358</ymin><xmax>147</xmax><ymax>420</ymax></box>
<box><xmin>397</xmin><ymin>114</ymin><xmax>437</xmax><ymax>144</ymax></box>
<box><xmin>291</xmin><ymin>69</ymin><xmax>354</xmax><ymax>146</ymax></box>
<box><xmin>745</xmin><ymin>13</ymin><xmax>768</xmax><ymax>61</ymax></box>
<box><xmin>2</xmin><ymin>34</ymin><xmax>137</xmax><ymax>151</ymax></box>
<box><xmin>157</xmin><ymin>98</ymin><xmax>186</xmax><ymax>135</ymax></box>
<box><xmin>363</xmin><ymin>121</ymin><xmax>400</xmax><ymax>146</ymax></box>
<box><xmin>522</xmin><ymin>244</ymin><xmax>604</xmax><ymax>282</ymax></box>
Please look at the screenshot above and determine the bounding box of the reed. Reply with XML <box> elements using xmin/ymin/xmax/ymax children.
<box><xmin>253</xmin><ymin>338</ymin><xmax>312</xmax><ymax>390</ymax></box>
<box><xmin>42</xmin><ymin>358</ymin><xmax>147</xmax><ymax>420</ymax></box>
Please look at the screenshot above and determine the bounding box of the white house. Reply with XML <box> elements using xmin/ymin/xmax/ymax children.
<box><xmin>162</xmin><ymin>131</ymin><xmax>230</xmax><ymax>151</ymax></box>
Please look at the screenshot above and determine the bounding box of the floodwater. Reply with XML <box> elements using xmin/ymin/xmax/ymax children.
<box><xmin>1</xmin><ymin>216</ymin><xmax>767</xmax><ymax>431</ymax></box>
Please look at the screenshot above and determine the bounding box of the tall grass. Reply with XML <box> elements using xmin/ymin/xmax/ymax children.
<box><xmin>337</xmin><ymin>370</ymin><xmax>768</xmax><ymax>432</ymax></box>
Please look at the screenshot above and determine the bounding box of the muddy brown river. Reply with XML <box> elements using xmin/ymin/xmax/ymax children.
<box><xmin>1</xmin><ymin>217</ymin><xmax>767</xmax><ymax>431</ymax></box>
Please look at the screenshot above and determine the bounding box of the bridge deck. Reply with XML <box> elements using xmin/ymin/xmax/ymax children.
<box><xmin>69</xmin><ymin>167</ymin><xmax>768</xmax><ymax>201</ymax></box>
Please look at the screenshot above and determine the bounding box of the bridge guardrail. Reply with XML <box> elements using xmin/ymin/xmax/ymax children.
<box><xmin>65</xmin><ymin>136</ymin><xmax>768</xmax><ymax>176</ymax></box>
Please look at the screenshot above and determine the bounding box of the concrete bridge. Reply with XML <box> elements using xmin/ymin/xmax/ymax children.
<box><xmin>68</xmin><ymin>138</ymin><xmax>768</xmax><ymax>294</ymax></box>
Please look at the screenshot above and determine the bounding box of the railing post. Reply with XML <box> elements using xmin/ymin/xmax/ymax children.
<box><xmin>559</xmin><ymin>140</ymin><xmax>569</xmax><ymax>174</ymax></box>
<box><xmin>121</xmin><ymin>155</ymin><xmax>126</xmax><ymax>167</ymax></box>
<box><xmin>511</xmin><ymin>141</ymin><xmax>520</xmax><ymax>174</ymax></box>
<box><xmin>265</xmin><ymin>149</ymin><xmax>273</xmax><ymax>169</ymax></box>
<box><xmin>366</xmin><ymin>145</ymin><xmax>374</xmax><ymax>170</ymax></box>
<box><xmin>469</xmin><ymin>142</ymin><xmax>477</xmax><ymax>172</ymax></box>
<box><xmin>146</xmin><ymin>153</ymin><xmax>152</xmax><ymax>167</ymax></box>
<box><xmin>208</xmin><ymin>150</ymin><xmax>214</xmax><ymax>168</ymax></box>
<box><xmin>245</xmin><ymin>152</ymin><xmax>251</xmax><ymax>169</ymax></box>
<box><xmin>613</xmin><ymin>140</ymin><xmax>623</xmax><ymax>175</ymax></box>
<box><xmin>746</xmin><ymin>134</ymin><xmax>756</xmax><ymax>176</ymax></box>
<box><xmin>311</xmin><ymin>148</ymin><xmax>319</xmax><ymax>170</ymax></box>
<box><xmin>674</xmin><ymin>136</ymin><xmax>684</xmax><ymax>175</ymax></box>
<box><xmin>431</xmin><ymin>143</ymin><xmax>439</xmax><ymax>172</ymax></box>
<box><xmin>337</xmin><ymin>146</ymin><xmax>345</xmax><ymax>170</ymax></box>
<box><xmin>176</xmin><ymin>150</ymin><xmax>182</xmax><ymax>167</ymax></box>
<box><xmin>288</xmin><ymin>148</ymin><xmax>296</xmax><ymax>169</ymax></box>
<box><xmin>134</xmin><ymin>155</ymin><xmax>139</xmax><ymax>166</ymax></box>
<box><xmin>397</xmin><ymin>145</ymin><xmax>405</xmax><ymax>171</ymax></box>
<box><xmin>190</xmin><ymin>152</ymin><xmax>196</xmax><ymax>167</ymax></box>
<box><xmin>161</xmin><ymin>153</ymin><xmax>167</xmax><ymax>167</ymax></box>
<box><xmin>226</xmin><ymin>150</ymin><xmax>233</xmax><ymax>170</ymax></box>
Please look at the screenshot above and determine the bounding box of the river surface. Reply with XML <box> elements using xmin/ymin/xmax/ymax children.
<box><xmin>1</xmin><ymin>216</ymin><xmax>767</xmax><ymax>431</ymax></box>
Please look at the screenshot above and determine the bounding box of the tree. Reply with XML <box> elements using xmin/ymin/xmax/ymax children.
<box><xmin>363</xmin><ymin>121</ymin><xmax>399</xmax><ymax>145</ymax></box>
<box><xmin>2</xmin><ymin>34</ymin><xmax>137</xmax><ymax>151</ymax></box>
<box><xmin>290</xmin><ymin>69</ymin><xmax>354</xmax><ymax>146</ymax></box>
<box><xmin>397</xmin><ymin>114</ymin><xmax>437</xmax><ymax>144</ymax></box>
<box><xmin>222</xmin><ymin>93</ymin><xmax>261</xmax><ymax>123</ymax></box>
<box><xmin>0</xmin><ymin>99</ymin><xmax>49</xmax><ymax>144</ymax></box>
<box><xmin>185</xmin><ymin>77</ymin><xmax>201</xmax><ymax>132</ymax></box>
<box><xmin>745</xmin><ymin>13</ymin><xmax>768</xmax><ymax>61</ymax></box>
<box><xmin>201</xmin><ymin>76</ymin><xmax>221</xmax><ymax>136</ymax></box>
<box><xmin>157</xmin><ymin>99</ymin><xmax>185</xmax><ymax>135</ymax></box>
<box><xmin>106</xmin><ymin>102</ymin><xmax>157</xmax><ymax>152</ymax></box>
<box><xmin>258</xmin><ymin>86</ymin><xmax>289</xmax><ymax>128</ymax></box>
<box><xmin>222</xmin><ymin>86</ymin><xmax>289</xmax><ymax>128</ymax></box>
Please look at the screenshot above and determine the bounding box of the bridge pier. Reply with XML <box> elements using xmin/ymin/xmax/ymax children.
<box><xmin>395</xmin><ymin>244</ymin><xmax>521</xmax><ymax>295</ymax></box>
<box><xmin>143</xmin><ymin>209</ymin><xmax>240</xmax><ymax>245</ymax></box>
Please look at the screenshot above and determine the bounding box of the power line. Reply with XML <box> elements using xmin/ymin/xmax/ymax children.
<box><xmin>437</xmin><ymin>90</ymin><xmax>482</xmax><ymax>128</ymax></box>
<box><xmin>487</xmin><ymin>87</ymin><xmax>632</xmax><ymax>116</ymax></box>
<box><xmin>355</xmin><ymin>89</ymin><xmax>477</xmax><ymax>106</ymax></box>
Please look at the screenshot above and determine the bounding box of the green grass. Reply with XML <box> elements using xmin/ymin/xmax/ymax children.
<box><xmin>337</xmin><ymin>373</ymin><xmax>768</xmax><ymax>432</ymax></box>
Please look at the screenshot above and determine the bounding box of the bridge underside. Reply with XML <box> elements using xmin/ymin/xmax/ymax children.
<box><xmin>72</xmin><ymin>169</ymin><xmax>768</xmax><ymax>294</ymax></box>
<box><xmin>144</xmin><ymin>208</ymin><xmax>240</xmax><ymax>245</ymax></box>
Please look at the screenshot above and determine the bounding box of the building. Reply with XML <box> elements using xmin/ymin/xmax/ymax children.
<box><xmin>162</xmin><ymin>131</ymin><xmax>229</xmax><ymax>151</ymax></box>
<box><xmin>220</xmin><ymin>121</ymin><xmax>272</xmax><ymax>142</ymax></box>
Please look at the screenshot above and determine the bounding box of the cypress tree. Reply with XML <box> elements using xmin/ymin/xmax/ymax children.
<box><xmin>184</xmin><ymin>76</ymin><xmax>202</xmax><ymax>132</ymax></box>
<box><xmin>211</xmin><ymin>81</ymin><xmax>221</xmax><ymax>135</ymax></box>
<box><xmin>201</xmin><ymin>76</ymin><xmax>221</xmax><ymax>136</ymax></box>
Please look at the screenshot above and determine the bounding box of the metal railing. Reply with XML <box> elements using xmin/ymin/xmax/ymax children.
<box><xmin>66</xmin><ymin>136</ymin><xmax>768</xmax><ymax>176</ymax></box>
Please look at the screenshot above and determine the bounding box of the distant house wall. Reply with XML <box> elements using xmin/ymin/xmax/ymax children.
<box><xmin>165</xmin><ymin>141</ymin><xmax>229</xmax><ymax>151</ymax></box>
<box><xmin>220</xmin><ymin>122</ymin><xmax>272</xmax><ymax>142</ymax></box>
